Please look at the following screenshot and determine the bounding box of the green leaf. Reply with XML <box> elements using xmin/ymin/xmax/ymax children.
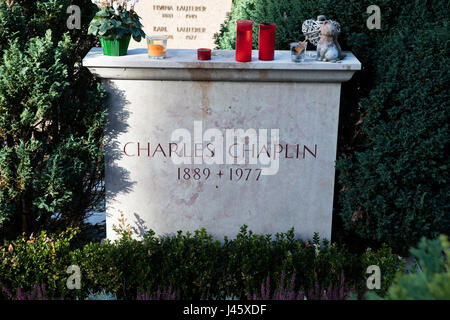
<box><xmin>87</xmin><ymin>25</ymin><xmax>98</xmax><ymax>36</ymax></box>
<box><xmin>96</xmin><ymin>8</ymin><xmax>110</xmax><ymax>18</ymax></box>
<box><xmin>110</xmin><ymin>19</ymin><xmax>122</xmax><ymax>28</ymax></box>
<box><xmin>98</xmin><ymin>22</ymin><xmax>113</xmax><ymax>36</ymax></box>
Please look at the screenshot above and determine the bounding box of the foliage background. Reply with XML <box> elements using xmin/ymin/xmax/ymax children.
<box><xmin>0</xmin><ymin>0</ymin><xmax>447</xmax><ymax>267</ymax></box>
<box><xmin>0</xmin><ymin>0</ymin><xmax>106</xmax><ymax>240</ymax></box>
<box><xmin>0</xmin><ymin>0</ymin><xmax>446</xmax><ymax>301</ymax></box>
<box><xmin>368</xmin><ymin>235</ymin><xmax>450</xmax><ymax>300</ymax></box>
<box><xmin>216</xmin><ymin>0</ymin><xmax>449</xmax><ymax>249</ymax></box>
<box><xmin>0</xmin><ymin>227</ymin><xmax>401</xmax><ymax>300</ymax></box>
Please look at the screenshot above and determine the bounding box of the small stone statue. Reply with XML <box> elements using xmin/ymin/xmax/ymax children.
<box><xmin>302</xmin><ymin>15</ymin><xmax>345</xmax><ymax>62</ymax></box>
<box><xmin>316</xmin><ymin>20</ymin><xmax>345</xmax><ymax>62</ymax></box>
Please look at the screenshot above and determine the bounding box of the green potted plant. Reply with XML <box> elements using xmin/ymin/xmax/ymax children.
<box><xmin>88</xmin><ymin>0</ymin><xmax>146</xmax><ymax>56</ymax></box>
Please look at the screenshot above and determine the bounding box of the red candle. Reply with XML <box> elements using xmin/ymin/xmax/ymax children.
<box><xmin>258</xmin><ymin>23</ymin><xmax>276</xmax><ymax>61</ymax></box>
<box><xmin>236</xmin><ymin>20</ymin><xmax>253</xmax><ymax>62</ymax></box>
<box><xmin>197</xmin><ymin>48</ymin><xmax>211</xmax><ymax>60</ymax></box>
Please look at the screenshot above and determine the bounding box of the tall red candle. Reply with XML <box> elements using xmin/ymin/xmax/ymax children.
<box><xmin>236</xmin><ymin>20</ymin><xmax>253</xmax><ymax>62</ymax></box>
<box><xmin>258</xmin><ymin>23</ymin><xmax>276</xmax><ymax>61</ymax></box>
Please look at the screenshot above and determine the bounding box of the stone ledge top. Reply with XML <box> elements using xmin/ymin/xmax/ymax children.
<box><xmin>83</xmin><ymin>48</ymin><xmax>361</xmax><ymax>71</ymax></box>
<box><xmin>83</xmin><ymin>48</ymin><xmax>361</xmax><ymax>82</ymax></box>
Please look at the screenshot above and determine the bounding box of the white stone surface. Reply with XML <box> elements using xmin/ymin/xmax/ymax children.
<box><xmin>129</xmin><ymin>0</ymin><xmax>232</xmax><ymax>49</ymax></box>
<box><xmin>83</xmin><ymin>48</ymin><xmax>361</xmax><ymax>241</ymax></box>
<box><xmin>84</xmin><ymin>48</ymin><xmax>361</xmax><ymax>71</ymax></box>
<box><xmin>84</xmin><ymin>48</ymin><xmax>360</xmax><ymax>82</ymax></box>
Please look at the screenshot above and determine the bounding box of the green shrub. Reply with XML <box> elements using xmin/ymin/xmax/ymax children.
<box><xmin>0</xmin><ymin>228</ymin><xmax>77</xmax><ymax>299</ymax></box>
<box><xmin>0</xmin><ymin>1</ymin><xmax>106</xmax><ymax>239</ymax></box>
<box><xmin>361</xmin><ymin>244</ymin><xmax>404</xmax><ymax>295</ymax></box>
<box><xmin>337</xmin><ymin>21</ymin><xmax>450</xmax><ymax>249</ymax></box>
<box><xmin>88</xmin><ymin>2</ymin><xmax>145</xmax><ymax>41</ymax></box>
<box><xmin>368</xmin><ymin>235</ymin><xmax>450</xmax><ymax>300</ymax></box>
<box><xmin>216</xmin><ymin>0</ymin><xmax>450</xmax><ymax>249</ymax></box>
<box><xmin>69</xmin><ymin>239</ymin><xmax>121</xmax><ymax>298</ymax></box>
<box><xmin>1</xmin><ymin>227</ymin><xmax>403</xmax><ymax>300</ymax></box>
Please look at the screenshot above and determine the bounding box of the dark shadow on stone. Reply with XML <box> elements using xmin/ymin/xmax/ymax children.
<box><xmin>127</xmin><ymin>48</ymin><xmax>148</xmax><ymax>56</ymax></box>
<box><xmin>132</xmin><ymin>212</ymin><xmax>149</xmax><ymax>238</ymax></box>
<box><xmin>103</xmin><ymin>80</ymin><xmax>136</xmax><ymax>218</ymax></box>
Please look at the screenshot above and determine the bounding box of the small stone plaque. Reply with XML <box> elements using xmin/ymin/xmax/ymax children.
<box><xmin>129</xmin><ymin>0</ymin><xmax>232</xmax><ymax>49</ymax></box>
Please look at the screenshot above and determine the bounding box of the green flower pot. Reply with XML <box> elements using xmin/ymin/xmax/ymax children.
<box><xmin>100</xmin><ymin>35</ymin><xmax>131</xmax><ymax>56</ymax></box>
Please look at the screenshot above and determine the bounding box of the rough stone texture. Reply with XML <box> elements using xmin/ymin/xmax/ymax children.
<box><xmin>83</xmin><ymin>48</ymin><xmax>361</xmax><ymax>241</ymax></box>
<box><xmin>129</xmin><ymin>0</ymin><xmax>232</xmax><ymax>49</ymax></box>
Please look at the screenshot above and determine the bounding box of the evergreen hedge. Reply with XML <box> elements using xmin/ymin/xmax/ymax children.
<box><xmin>0</xmin><ymin>1</ymin><xmax>106</xmax><ymax>239</ymax></box>
<box><xmin>216</xmin><ymin>0</ymin><xmax>450</xmax><ymax>249</ymax></box>
<box><xmin>0</xmin><ymin>227</ymin><xmax>401</xmax><ymax>300</ymax></box>
<box><xmin>0</xmin><ymin>0</ymin><xmax>448</xmax><ymax>250</ymax></box>
<box><xmin>368</xmin><ymin>235</ymin><xmax>450</xmax><ymax>300</ymax></box>
<box><xmin>338</xmin><ymin>22</ymin><xmax>449</xmax><ymax>249</ymax></box>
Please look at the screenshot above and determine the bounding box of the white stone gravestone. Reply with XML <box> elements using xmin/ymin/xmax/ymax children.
<box><xmin>83</xmin><ymin>48</ymin><xmax>361</xmax><ymax>241</ymax></box>
<box><xmin>129</xmin><ymin>0</ymin><xmax>232</xmax><ymax>49</ymax></box>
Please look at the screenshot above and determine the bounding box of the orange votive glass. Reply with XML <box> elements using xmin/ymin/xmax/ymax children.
<box><xmin>147</xmin><ymin>36</ymin><xmax>167</xmax><ymax>59</ymax></box>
